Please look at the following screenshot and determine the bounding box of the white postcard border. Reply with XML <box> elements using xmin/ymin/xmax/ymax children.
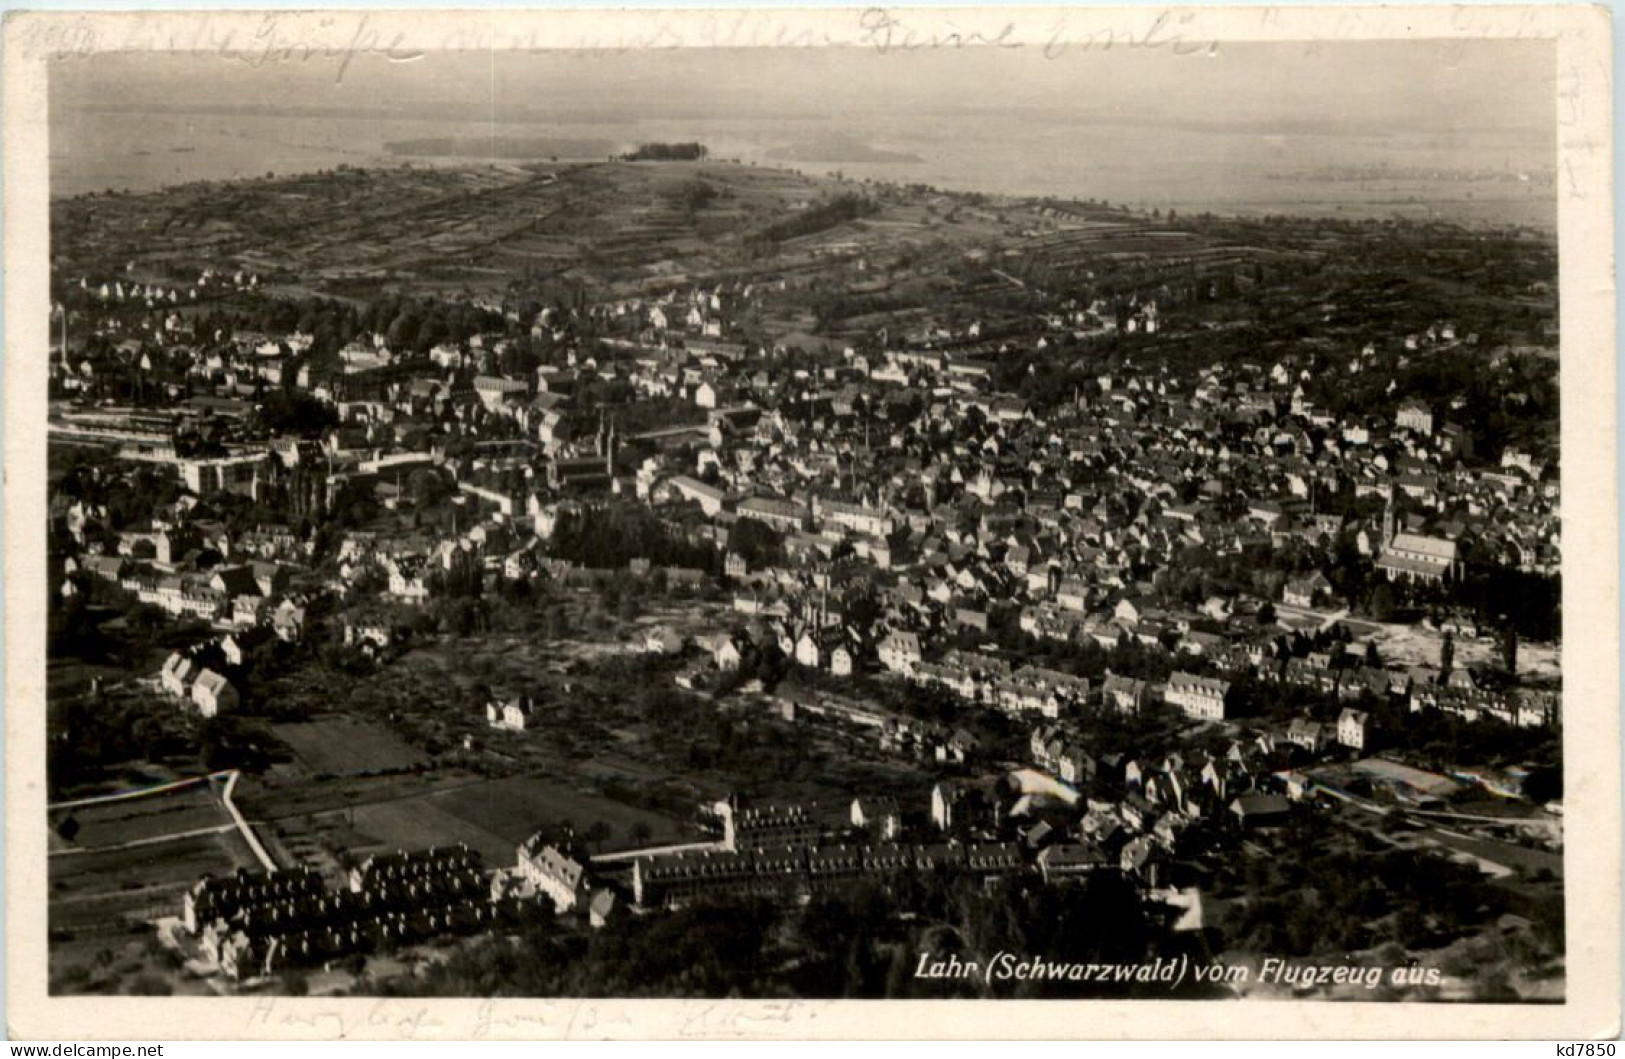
<box><xmin>4</xmin><ymin>5</ymin><xmax>1616</xmax><ymax>1040</ymax></box>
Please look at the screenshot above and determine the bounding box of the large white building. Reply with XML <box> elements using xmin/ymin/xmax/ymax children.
<box><xmin>812</xmin><ymin>495</ymin><xmax>894</xmax><ymax>537</ymax></box>
<box><xmin>1338</xmin><ymin>708</ymin><xmax>1372</xmax><ymax>751</ymax></box>
<box><xmin>1395</xmin><ymin>399</ymin><xmax>1434</xmax><ymax>436</ymax></box>
<box><xmin>1164</xmin><ymin>671</ymin><xmax>1232</xmax><ymax>722</ymax></box>
<box><xmin>877</xmin><ymin>631</ymin><xmax>921</xmax><ymax>675</ymax></box>
<box><xmin>1376</xmin><ymin>533</ymin><xmax>1461</xmax><ymax>584</ymax></box>
<box><xmin>515</xmin><ymin>835</ymin><xmax>590</xmax><ymax>912</ymax></box>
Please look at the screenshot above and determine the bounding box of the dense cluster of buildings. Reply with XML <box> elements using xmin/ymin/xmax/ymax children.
<box><xmin>181</xmin><ymin>845</ymin><xmax>493</xmax><ymax>981</ymax></box>
<box><xmin>45</xmin><ymin>276</ymin><xmax>1561</xmax><ymax>920</ymax></box>
<box><xmin>53</xmin><ymin>181</ymin><xmax>1562</xmax><ymax>998</ymax></box>
<box><xmin>621</xmin><ymin>740</ymin><xmax>1334</xmax><ymax>906</ymax></box>
<box><xmin>50</xmin><ymin>258</ymin><xmax>1559</xmax><ymax>744</ymax></box>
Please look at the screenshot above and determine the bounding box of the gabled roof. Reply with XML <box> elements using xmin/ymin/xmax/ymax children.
<box><xmin>194</xmin><ymin>669</ymin><xmax>232</xmax><ymax>696</ymax></box>
<box><xmin>213</xmin><ymin>566</ymin><xmax>262</xmax><ymax>598</ymax></box>
<box><xmin>1387</xmin><ymin>533</ymin><xmax>1458</xmax><ymax>560</ymax></box>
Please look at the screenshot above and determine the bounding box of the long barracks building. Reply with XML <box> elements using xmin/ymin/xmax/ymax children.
<box><xmin>631</xmin><ymin>840</ymin><xmax>1026</xmax><ymax>909</ymax></box>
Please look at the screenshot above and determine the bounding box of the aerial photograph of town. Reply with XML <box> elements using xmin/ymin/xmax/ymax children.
<box><xmin>41</xmin><ymin>38</ymin><xmax>1565</xmax><ymax>1004</ymax></box>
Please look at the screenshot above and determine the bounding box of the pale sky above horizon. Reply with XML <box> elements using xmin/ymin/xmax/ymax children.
<box><xmin>53</xmin><ymin>38</ymin><xmax>1555</xmax><ymax>142</ymax></box>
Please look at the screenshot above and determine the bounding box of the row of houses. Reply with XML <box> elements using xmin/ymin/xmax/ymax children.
<box><xmin>182</xmin><ymin>846</ymin><xmax>490</xmax><ymax>981</ymax></box>
<box><xmin>67</xmin><ymin>549</ymin><xmax>306</xmax><ymax>637</ymax></box>
<box><xmin>631</xmin><ymin>840</ymin><xmax>1026</xmax><ymax>909</ymax></box>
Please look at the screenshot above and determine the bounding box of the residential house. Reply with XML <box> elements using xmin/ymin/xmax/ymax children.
<box><xmin>488</xmin><ymin>694</ymin><xmax>539</xmax><ymax>732</ymax></box>
<box><xmin>1102</xmin><ymin>673</ymin><xmax>1148</xmax><ymax>715</ymax></box>
<box><xmin>850</xmin><ymin>796</ymin><xmax>902</xmax><ymax>841</ymax></box>
<box><xmin>878</xmin><ymin>631</ymin><xmax>922</xmax><ymax>675</ymax></box>
<box><xmin>160</xmin><ymin>651</ymin><xmax>196</xmax><ymax>699</ymax></box>
<box><xmin>1286</xmin><ymin>717</ymin><xmax>1331</xmax><ymax>752</ymax></box>
<box><xmin>191</xmin><ymin>669</ymin><xmax>239</xmax><ymax>717</ymax></box>
<box><xmin>1283</xmin><ymin>571</ymin><xmax>1334</xmax><ymax>608</ymax></box>
<box><xmin>1164</xmin><ymin>671</ymin><xmax>1233</xmax><ymax>722</ymax></box>
<box><xmin>1337</xmin><ymin>708</ymin><xmax>1372</xmax><ymax>751</ymax></box>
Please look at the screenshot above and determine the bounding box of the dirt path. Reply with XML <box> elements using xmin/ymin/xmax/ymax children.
<box><xmin>50</xmin><ymin>824</ymin><xmax>238</xmax><ymax>857</ymax></box>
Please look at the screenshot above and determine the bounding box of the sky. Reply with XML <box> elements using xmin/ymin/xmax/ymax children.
<box><xmin>52</xmin><ymin>39</ymin><xmax>1556</xmax><ymax>142</ymax></box>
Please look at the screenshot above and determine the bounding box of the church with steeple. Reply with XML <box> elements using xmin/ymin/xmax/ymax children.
<box><xmin>1374</xmin><ymin>485</ymin><xmax>1462</xmax><ymax>584</ymax></box>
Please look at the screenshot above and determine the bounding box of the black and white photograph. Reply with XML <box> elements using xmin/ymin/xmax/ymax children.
<box><xmin>3</xmin><ymin>5</ymin><xmax>1617</xmax><ymax>1040</ymax></box>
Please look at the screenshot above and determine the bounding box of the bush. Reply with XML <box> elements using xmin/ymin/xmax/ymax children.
<box><xmin>126</xmin><ymin>973</ymin><xmax>173</xmax><ymax>996</ymax></box>
<box><xmin>50</xmin><ymin>963</ymin><xmax>93</xmax><ymax>993</ymax></box>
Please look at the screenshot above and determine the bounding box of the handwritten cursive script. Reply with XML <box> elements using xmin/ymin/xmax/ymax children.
<box><xmin>856</xmin><ymin>7</ymin><xmax>1217</xmax><ymax>57</ymax></box>
<box><xmin>237</xmin><ymin>13</ymin><xmax>423</xmax><ymax>84</ymax></box>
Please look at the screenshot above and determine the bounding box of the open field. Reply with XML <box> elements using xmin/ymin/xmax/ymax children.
<box><xmin>429</xmin><ymin>774</ymin><xmax>692</xmax><ymax>850</ymax></box>
<box><xmin>267</xmin><ymin>771</ymin><xmax>695</xmax><ymax>871</ymax></box>
<box><xmin>52</xmin><ymin>782</ymin><xmax>232</xmax><ymax>850</ymax></box>
<box><xmin>270</xmin><ymin>715</ymin><xmax>428</xmax><ymax>777</ymax></box>
<box><xmin>49</xmin><ymin>757</ymin><xmax>206</xmax><ymax>804</ymax></box>
<box><xmin>49</xmin><ymin>831</ymin><xmax>259</xmax><ymax>937</ymax></box>
<box><xmin>266</xmin><ymin>632</ymin><xmax>945</xmax><ymax>849</ymax></box>
<box><xmin>1369</xmin><ymin>622</ymin><xmax>1560</xmax><ymax>680</ymax></box>
<box><xmin>241</xmin><ymin>768</ymin><xmax>488</xmax><ymax>823</ymax></box>
<box><xmin>47</xmin><ymin>656</ymin><xmax>141</xmax><ymax>700</ymax></box>
<box><xmin>53</xmin><ymin>161</ymin><xmax>896</xmax><ymax>299</ymax></box>
<box><xmin>1421</xmin><ymin>828</ymin><xmax>1563</xmax><ymax>879</ymax></box>
<box><xmin>54</xmin><ymin>158</ymin><xmax>1276</xmax><ymax>313</ymax></box>
<box><xmin>339</xmin><ymin>797</ymin><xmax>516</xmax><ymax>865</ymax></box>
